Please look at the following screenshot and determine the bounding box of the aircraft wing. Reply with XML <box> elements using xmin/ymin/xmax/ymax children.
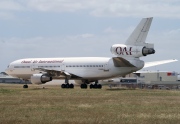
<box><xmin>144</xmin><ymin>59</ymin><xmax>178</xmax><ymax>68</ymax></box>
<box><xmin>33</xmin><ymin>68</ymin><xmax>81</xmax><ymax>79</ymax></box>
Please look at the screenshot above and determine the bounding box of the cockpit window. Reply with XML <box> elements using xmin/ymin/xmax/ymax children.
<box><xmin>7</xmin><ymin>65</ymin><xmax>9</xmax><ymax>68</ymax></box>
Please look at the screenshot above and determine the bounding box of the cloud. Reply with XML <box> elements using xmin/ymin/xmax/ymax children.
<box><xmin>1</xmin><ymin>0</ymin><xmax>180</xmax><ymax>18</ymax></box>
<box><xmin>167</xmin><ymin>28</ymin><xmax>180</xmax><ymax>35</ymax></box>
<box><xmin>90</xmin><ymin>0</ymin><xmax>180</xmax><ymax>18</ymax></box>
<box><xmin>25</xmin><ymin>0</ymin><xmax>92</xmax><ymax>12</ymax></box>
<box><xmin>81</xmin><ymin>33</ymin><xmax>94</xmax><ymax>38</ymax></box>
<box><xmin>104</xmin><ymin>27</ymin><xmax>117</xmax><ymax>33</ymax></box>
<box><xmin>26</xmin><ymin>0</ymin><xmax>180</xmax><ymax>18</ymax></box>
<box><xmin>0</xmin><ymin>0</ymin><xmax>24</xmax><ymax>11</ymax></box>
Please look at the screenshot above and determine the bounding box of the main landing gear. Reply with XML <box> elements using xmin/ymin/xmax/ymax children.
<box><xmin>80</xmin><ymin>83</ymin><xmax>88</xmax><ymax>89</ymax></box>
<box><xmin>61</xmin><ymin>78</ymin><xmax>74</xmax><ymax>89</ymax></box>
<box><xmin>80</xmin><ymin>80</ymin><xmax>102</xmax><ymax>89</ymax></box>
<box><xmin>23</xmin><ymin>80</ymin><xmax>28</xmax><ymax>88</ymax></box>
<box><xmin>90</xmin><ymin>80</ymin><xmax>102</xmax><ymax>89</ymax></box>
<box><xmin>61</xmin><ymin>79</ymin><xmax>102</xmax><ymax>89</ymax></box>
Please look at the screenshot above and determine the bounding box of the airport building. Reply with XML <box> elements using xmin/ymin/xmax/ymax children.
<box><xmin>135</xmin><ymin>71</ymin><xmax>178</xmax><ymax>82</ymax></box>
<box><xmin>124</xmin><ymin>71</ymin><xmax>180</xmax><ymax>89</ymax></box>
<box><xmin>104</xmin><ymin>71</ymin><xmax>180</xmax><ymax>89</ymax></box>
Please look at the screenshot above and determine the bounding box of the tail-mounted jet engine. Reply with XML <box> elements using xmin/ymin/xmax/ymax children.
<box><xmin>110</xmin><ymin>44</ymin><xmax>155</xmax><ymax>57</ymax></box>
<box><xmin>30</xmin><ymin>74</ymin><xmax>52</xmax><ymax>84</ymax></box>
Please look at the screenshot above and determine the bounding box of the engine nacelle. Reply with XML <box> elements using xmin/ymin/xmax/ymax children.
<box><xmin>142</xmin><ymin>47</ymin><xmax>155</xmax><ymax>56</ymax></box>
<box><xmin>110</xmin><ymin>44</ymin><xmax>155</xmax><ymax>58</ymax></box>
<box><xmin>30</xmin><ymin>74</ymin><xmax>52</xmax><ymax>84</ymax></box>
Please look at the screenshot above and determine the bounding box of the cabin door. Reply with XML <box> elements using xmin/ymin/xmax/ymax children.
<box><xmin>31</xmin><ymin>64</ymin><xmax>35</xmax><ymax>71</ymax></box>
<box><xmin>61</xmin><ymin>64</ymin><xmax>66</xmax><ymax>71</ymax></box>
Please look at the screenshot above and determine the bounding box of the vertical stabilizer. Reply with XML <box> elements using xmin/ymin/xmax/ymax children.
<box><xmin>125</xmin><ymin>17</ymin><xmax>153</xmax><ymax>46</ymax></box>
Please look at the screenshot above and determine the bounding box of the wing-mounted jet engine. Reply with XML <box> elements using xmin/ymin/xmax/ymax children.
<box><xmin>30</xmin><ymin>74</ymin><xmax>52</xmax><ymax>84</ymax></box>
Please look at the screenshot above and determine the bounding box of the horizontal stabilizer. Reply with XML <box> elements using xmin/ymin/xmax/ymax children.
<box><xmin>144</xmin><ymin>59</ymin><xmax>178</xmax><ymax>68</ymax></box>
<box><xmin>113</xmin><ymin>57</ymin><xmax>135</xmax><ymax>67</ymax></box>
<box><xmin>125</xmin><ymin>17</ymin><xmax>153</xmax><ymax>46</ymax></box>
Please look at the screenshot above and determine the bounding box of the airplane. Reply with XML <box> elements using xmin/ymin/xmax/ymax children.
<box><xmin>5</xmin><ymin>17</ymin><xmax>158</xmax><ymax>89</ymax></box>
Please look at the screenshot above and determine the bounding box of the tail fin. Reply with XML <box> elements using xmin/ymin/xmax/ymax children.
<box><xmin>125</xmin><ymin>17</ymin><xmax>153</xmax><ymax>46</ymax></box>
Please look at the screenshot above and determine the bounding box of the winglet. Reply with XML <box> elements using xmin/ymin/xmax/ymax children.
<box><xmin>125</xmin><ymin>17</ymin><xmax>153</xmax><ymax>46</ymax></box>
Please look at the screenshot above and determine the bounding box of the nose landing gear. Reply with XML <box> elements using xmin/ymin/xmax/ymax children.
<box><xmin>23</xmin><ymin>80</ymin><xmax>29</xmax><ymax>88</ymax></box>
<box><xmin>23</xmin><ymin>84</ymin><xmax>28</xmax><ymax>88</ymax></box>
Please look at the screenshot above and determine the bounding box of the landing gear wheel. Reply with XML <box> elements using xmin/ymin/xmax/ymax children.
<box><xmin>98</xmin><ymin>84</ymin><xmax>102</xmax><ymax>89</ymax></box>
<box><xmin>81</xmin><ymin>84</ymin><xmax>87</xmax><ymax>89</ymax></box>
<box><xmin>90</xmin><ymin>84</ymin><xmax>94</xmax><ymax>89</ymax></box>
<box><xmin>94</xmin><ymin>84</ymin><xmax>97</xmax><ymax>89</ymax></box>
<box><xmin>61</xmin><ymin>84</ymin><xmax>66</xmax><ymax>88</ymax></box>
<box><xmin>61</xmin><ymin>83</ymin><xmax>74</xmax><ymax>89</ymax></box>
<box><xmin>90</xmin><ymin>83</ymin><xmax>102</xmax><ymax>89</ymax></box>
<box><xmin>23</xmin><ymin>84</ymin><xmax>28</xmax><ymax>88</ymax></box>
<box><xmin>65</xmin><ymin>84</ymin><xmax>69</xmax><ymax>88</ymax></box>
<box><xmin>69</xmin><ymin>84</ymin><xmax>74</xmax><ymax>88</ymax></box>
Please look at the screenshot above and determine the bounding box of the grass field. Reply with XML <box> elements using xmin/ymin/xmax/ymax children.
<box><xmin>0</xmin><ymin>84</ymin><xmax>180</xmax><ymax>124</ymax></box>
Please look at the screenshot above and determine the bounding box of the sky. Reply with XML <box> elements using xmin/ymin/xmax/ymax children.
<box><xmin>0</xmin><ymin>0</ymin><xmax>180</xmax><ymax>72</ymax></box>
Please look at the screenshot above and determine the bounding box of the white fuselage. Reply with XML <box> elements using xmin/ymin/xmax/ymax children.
<box><xmin>5</xmin><ymin>57</ymin><xmax>144</xmax><ymax>82</ymax></box>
